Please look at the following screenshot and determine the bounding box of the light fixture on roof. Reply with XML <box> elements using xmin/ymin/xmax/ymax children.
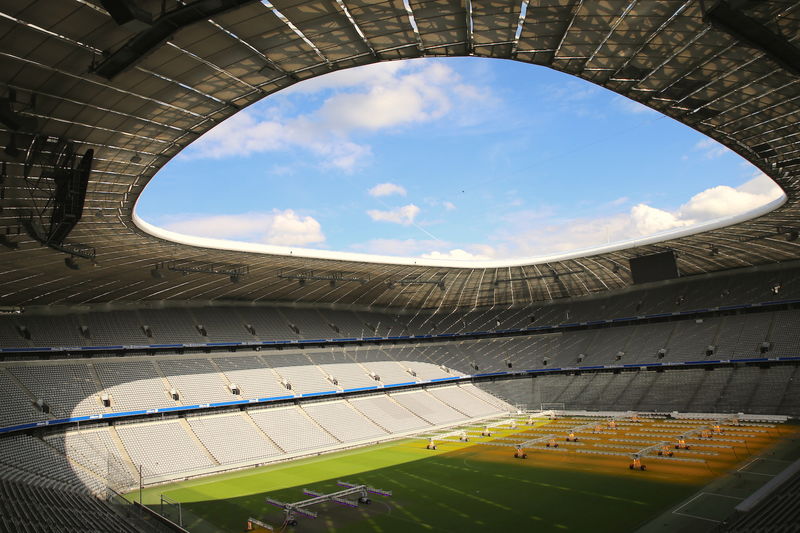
<box><xmin>130</xmin><ymin>153</ymin><xmax>142</xmax><ymax>164</ymax></box>
<box><xmin>709</xmin><ymin>245</ymin><xmax>720</xmax><ymax>256</ymax></box>
<box><xmin>99</xmin><ymin>0</ymin><xmax>153</xmax><ymax>32</ymax></box>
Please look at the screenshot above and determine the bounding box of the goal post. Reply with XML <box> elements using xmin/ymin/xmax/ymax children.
<box><xmin>540</xmin><ymin>402</ymin><xmax>565</xmax><ymax>411</ymax></box>
<box><xmin>160</xmin><ymin>494</ymin><xmax>182</xmax><ymax>527</ymax></box>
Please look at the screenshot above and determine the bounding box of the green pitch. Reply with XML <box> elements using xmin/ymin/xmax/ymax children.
<box><xmin>131</xmin><ymin>437</ymin><xmax>701</xmax><ymax>533</ymax></box>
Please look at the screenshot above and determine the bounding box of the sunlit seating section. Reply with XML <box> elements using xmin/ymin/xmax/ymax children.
<box><xmin>358</xmin><ymin>360</ymin><xmax>419</xmax><ymax>385</ymax></box>
<box><xmin>247</xmin><ymin>405</ymin><xmax>338</xmax><ymax>453</ymax></box>
<box><xmin>427</xmin><ymin>386</ymin><xmax>501</xmax><ymax>418</ymax></box>
<box><xmin>94</xmin><ymin>361</ymin><xmax>174</xmax><ymax>412</ymax></box>
<box><xmin>390</xmin><ymin>390</ymin><xmax>465</xmax><ymax>425</ymax></box>
<box><xmin>116</xmin><ymin>420</ymin><xmax>215</xmax><ymax>478</ymax></box>
<box><xmin>404</xmin><ymin>361</ymin><xmax>462</xmax><ymax>381</ymax></box>
<box><xmin>302</xmin><ymin>400</ymin><xmax>387</xmax><ymax>443</ymax></box>
<box><xmin>159</xmin><ymin>358</ymin><xmax>233</xmax><ymax>404</ymax></box>
<box><xmin>317</xmin><ymin>362</ymin><xmax>377</xmax><ymax>390</ymax></box>
<box><xmin>214</xmin><ymin>355</ymin><xmax>288</xmax><ymax>399</ymax></box>
<box><xmin>349</xmin><ymin>395</ymin><xmax>431</xmax><ymax>433</ymax></box>
<box><xmin>186</xmin><ymin>412</ymin><xmax>282</xmax><ymax>465</ymax></box>
<box><xmin>459</xmin><ymin>383</ymin><xmax>516</xmax><ymax>412</ymax></box>
<box><xmin>268</xmin><ymin>357</ymin><xmax>334</xmax><ymax>395</ymax></box>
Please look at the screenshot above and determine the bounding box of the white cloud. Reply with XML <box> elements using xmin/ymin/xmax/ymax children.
<box><xmin>366</xmin><ymin>204</ymin><xmax>420</xmax><ymax>225</ymax></box>
<box><xmin>614</xmin><ymin>95</ymin><xmax>656</xmax><ymax>115</ymax></box>
<box><xmin>350</xmin><ymin>238</ymin><xmax>444</xmax><ymax>256</ymax></box>
<box><xmin>184</xmin><ymin>112</ymin><xmax>370</xmax><ymax>171</ymax></box>
<box><xmin>368</xmin><ymin>182</ymin><xmax>407</xmax><ymax>197</ymax></box>
<box><xmin>421</xmin><ymin>249</ymin><xmax>492</xmax><ymax>261</ymax></box>
<box><xmin>186</xmin><ymin>60</ymin><xmax>489</xmax><ymax>171</ymax></box>
<box><xmin>490</xmin><ymin>173</ymin><xmax>784</xmax><ymax>257</ymax></box>
<box><xmin>608</xmin><ymin>196</ymin><xmax>629</xmax><ymax>207</ymax></box>
<box><xmin>694</xmin><ymin>138</ymin><xmax>730</xmax><ymax>159</ymax></box>
<box><xmin>161</xmin><ymin>209</ymin><xmax>325</xmax><ymax>246</ymax></box>
<box><xmin>442</xmin><ymin>201</ymin><xmax>456</xmax><ymax>211</ymax></box>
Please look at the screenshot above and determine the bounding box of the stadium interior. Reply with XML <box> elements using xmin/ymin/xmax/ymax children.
<box><xmin>1</xmin><ymin>0</ymin><xmax>800</xmax><ymax>532</ymax></box>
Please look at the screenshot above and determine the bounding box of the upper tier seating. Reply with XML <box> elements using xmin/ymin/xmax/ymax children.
<box><xmin>186</xmin><ymin>412</ymin><xmax>283</xmax><ymax>465</ymax></box>
<box><xmin>116</xmin><ymin>420</ymin><xmax>215</xmax><ymax>478</ymax></box>
<box><xmin>390</xmin><ymin>390</ymin><xmax>466</xmax><ymax>425</ymax></box>
<box><xmin>349</xmin><ymin>395</ymin><xmax>431</xmax><ymax>433</ymax></box>
<box><xmin>302</xmin><ymin>400</ymin><xmax>388</xmax><ymax>442</ymax></box>
<box><xmin>8</xmin><ymin>364</ymin><xmax>102</xmax><ymax>417</ymax></box>
<box><xmin>247</xmin><ymin>405</ymin><xmax>338</xmax><ymax>453</ymax></box>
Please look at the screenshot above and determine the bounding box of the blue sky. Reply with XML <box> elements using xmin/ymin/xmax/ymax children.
<box><xmin>136</xmin><ymin>57</ymin><xmax>783</xmax><ymax>261</ymax></box>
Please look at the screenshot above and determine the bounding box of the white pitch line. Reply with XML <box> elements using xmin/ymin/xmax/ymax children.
<box><xmin>701</xmin><ymin>492</ymin><xmax>744</xmax><ymax>501</ymax></box>
<box><xmin>672</xmin><ymin>511</ymin><xmax>721</xmax><ymax>523</ymax></box>
<box><xmin>671</xmin><ymin>492</ymin><xmax>742</xmax><ymax>523</ymax></box>
<box><xmin>737</xmin><ymin>458</ymin><xmax>778</xmax><ymax>476</ymax></box>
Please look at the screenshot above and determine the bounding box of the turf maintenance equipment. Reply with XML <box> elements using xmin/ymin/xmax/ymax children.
<box><xmin>265</xmin><ymin>481</ymin><xmax>392</xmax><ymax>528</ymax></box>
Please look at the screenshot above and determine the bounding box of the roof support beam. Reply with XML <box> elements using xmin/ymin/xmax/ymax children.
<box><xmin>702</xmin><ymin>0</ymin><xmax>800</xmax><ymax>77</ymax></box>
<box><xmin>92</xmin><ymin>0</ymin><xmax>259</xmax><ymax>79</ymax></box>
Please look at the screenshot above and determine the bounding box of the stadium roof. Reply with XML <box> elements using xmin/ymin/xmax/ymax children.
<box><xmin>0</xmin><ymin>0</ymin><xmax>798</xmax><ymax>311</ymax></box>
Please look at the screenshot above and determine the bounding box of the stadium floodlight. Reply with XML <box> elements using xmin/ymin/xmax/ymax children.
<box><xmin>387</xmin><ymin>274</ymin><xmax>446</xmax><ymax>290</ymax></box>
<box><xmin>152</xmin><ymin>260</ymin><xmax>249</xmax><ymax>280</ymax></box>
<box><xmin>279</xmin><ymin>270</ymin><xmax>369</xmax><ymax>285</ymax></box>
<box><xmin>494</xmin><ymin>269</ymin><xmax>584</xmax><ymax>285</ymax></box>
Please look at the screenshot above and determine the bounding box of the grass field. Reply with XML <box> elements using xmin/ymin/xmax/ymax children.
<box><xmin>132</xmin><ymin>418</ymin><xmax>798</xmax><ymax>533</ymax></box>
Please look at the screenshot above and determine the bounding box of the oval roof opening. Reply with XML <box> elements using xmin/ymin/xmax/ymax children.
<box><xmin>135</xmin><ymin>58</ymin><xmax>785</xmax><ymax>268</ymax></box>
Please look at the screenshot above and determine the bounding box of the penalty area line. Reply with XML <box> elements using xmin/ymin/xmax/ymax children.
<box><xmin>671</xmin><ymin>492</ymin><xmax>743</xmax><ymax>524</ymax></box>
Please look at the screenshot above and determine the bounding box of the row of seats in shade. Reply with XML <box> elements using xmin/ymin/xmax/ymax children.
<box><xmin>3</xmin><ymin>262</ymin><xmax>799</xmax><ymax>347</ymax></box>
